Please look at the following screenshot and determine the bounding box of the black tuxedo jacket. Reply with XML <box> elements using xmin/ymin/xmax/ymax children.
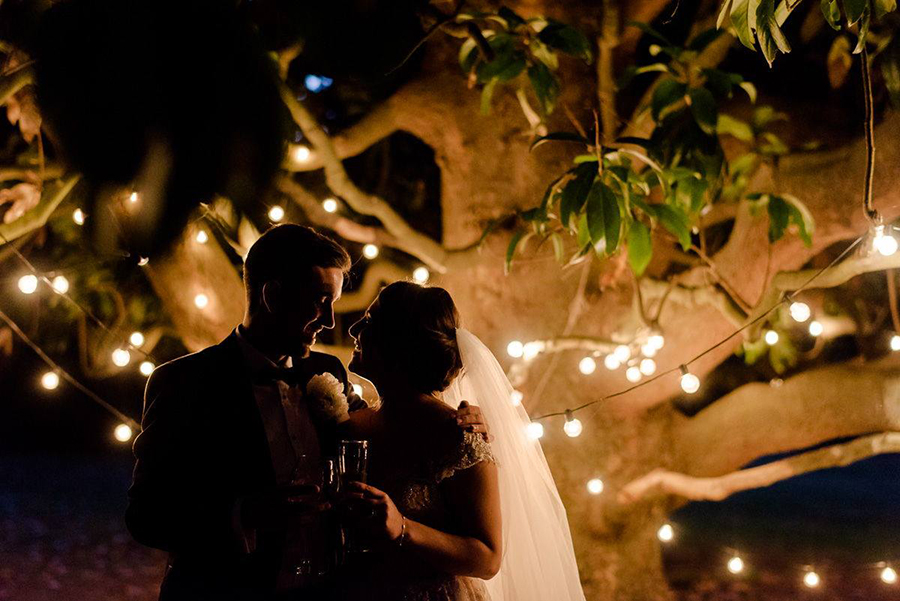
<box><xmin>125</xmin><ymin>331</ymin><xmax>350</xmax><ymax>600</ymax></box>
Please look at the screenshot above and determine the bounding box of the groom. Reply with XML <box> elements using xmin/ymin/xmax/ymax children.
<box><xmin>126</xmin><ymin>224</ymin><xmax>488</xmax><ymax>600</ymax></box>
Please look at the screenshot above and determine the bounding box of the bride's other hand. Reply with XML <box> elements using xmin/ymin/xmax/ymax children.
<box><xmin>345</xmin><ymin>481</ymin><xmax>404</xmax><ymax>542</ymax></box>
<box><xmin>455</xmin><ymin>401</ymin><xmax>493</xmax><ymax>442</ymax></box>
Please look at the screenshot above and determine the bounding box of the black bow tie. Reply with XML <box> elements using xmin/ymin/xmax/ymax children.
<box><xmin>255</xmin><ymin>367</ymin><xmax>301</xmax><ymax>387</ymax></box>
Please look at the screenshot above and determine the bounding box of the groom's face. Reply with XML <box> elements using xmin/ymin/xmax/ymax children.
<box><xmin>273</xmin><ymin>266</ymin><xmax>343</xmax><ymax>357</ymax></box>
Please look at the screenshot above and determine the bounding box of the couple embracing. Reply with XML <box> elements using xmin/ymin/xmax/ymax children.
<box><xmin>126</xmin><ymin>224</ymin><xmax>586</xmax><ymax>601</ymax></box>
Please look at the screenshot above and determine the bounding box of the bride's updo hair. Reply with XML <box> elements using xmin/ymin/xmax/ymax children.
<box><xmin>370</xmin><ymin>281</ymin><xmax>462</xmax><ymax>393</ymax></box>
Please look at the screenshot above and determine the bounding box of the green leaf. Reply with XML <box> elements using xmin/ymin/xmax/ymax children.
<box><xmin>586</xmin><ymin>182</ymin><xmax>622</xmax><ymax>254</ymax></box>
<box><xmin>459</xmin><ymin>38</ymin><xmax>480</xmax><ymax>72</ymax></box>
<box><xmin>739</xmin><ymin>81</ymin><xmax>758</xmax><ymax>103</ymax></box>
<box><xmin>498</xmin><ymin>7</ymin><xmax>526</xmax><ymax>27</ymax></box>
<box><xmin>874</xmin><ymin>0</ymin><xmax>898</xmax><ymax>18</ymax></box>
<box><xmin>529</xmin><ymin>40</ymin><xmax>559</xmax><ymax>70</ymax></box>
<box><xmin>820</xmin><ymin>0</ymin><xmax>842</xmax><ymax>29</ymax></box>
<box><xmin>530</xmin><ymin>131</ymin><xmax>591</xmax><ymax>151</ymax></box>
<box><xmin>480</xmin><ymin>78</ymin><xmax>498</xmax><ymax>115</ymax></box>
<box><xmin>651</xmin><ymin>79</ymin><xmax>688</xmax><ymax>122</ymax></box>
<box><xmin>477</xmin><ymin>52</ymin><xmax>527</xmax><ymax>82</ymax></box>
<box><xmin>842</xmin><ymin>0</ymin><xmax>868</xmax><ymax>24</ymax></box>
<box><xmin>717</xmin><ymin>114</ymin><xmax>755</xmax><ymax>141</ymax></box>
<box><xmin>718</xmin><ymin>0</ymin><xmax>736</xmax><ymax>28</ymax></box>
<box><xmin>537</xmin><ymin>20</ymin><xmax>593</xmax><ymax>61</ymax></box>
<box><xmin>527</xmin><ymin>62</ymin><xmax>560</xmax><ymax>114</ymax></box>
<box><xmin>601</xmin><ymin>183</ymin><xmax>622</xmax><ymax>253</ymax></box>
<box><xmin>654</xmin><ymin>204</ymin><xmax>692</xmax><ymax>250</ymax></box>
<box><xmin>730</xmin><ymin>0</ymin><xmax>761</xmax><ymax>51</ymax></box>
<box><xmin>550</xmin><ymin>232</ymin><xmax>565</xmax><ymax>263</ymax></box>
<box><xmin>852</xmin><ymin>7</ymin><xmax>871</xmax><ymax>54</ymax></box>
<box><xmin>576</xmin><ymin>213</ymin><xmax>591</xmax><ymax>248</ymax></box>
<box><xmin>766</xmin><ymin>194</ymin><xmax>814</xmax><ymax>245</ymax></box>
<box><xmin>627</xmin><ymin>221</ymin><xmax>653</xmax><ymax>275</ymax></box>
<box><xmin>688</xmin><ymin>87</ymin><xmax>718</xmax><ymax>135</ymax></box>
<box><xmin>559</xmin><ymin>162</ymin><xmax>596</xmax><ymax>228</ymax></box>
<box><xmin>756</xmin><ymin>0</ymin><xmax>792</xmax><ymax>66</ymax></box>
<box><xmin>505</xmin><ymin>229</ymin><xmax>528</xmax><ymax>274</ymax></box>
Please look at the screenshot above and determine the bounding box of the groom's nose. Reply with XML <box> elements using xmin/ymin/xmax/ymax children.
<box><xmin>318</xmin><ymin>303</ymin><xmax>335</xmax><ymax>330</ymax></box>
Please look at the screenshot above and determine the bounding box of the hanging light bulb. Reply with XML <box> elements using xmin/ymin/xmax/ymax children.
<box><xmin>352</xmin><ymin>383</ymin><xmax>363</xmax><ymax>397</ymax></box>
<box><xmin>412</xmin><ymin>266</ymin><xmax>430</xmax><ymax>284</ymax></box>
<box><xmin>510</xmin><ymin>390</ymin><xmax>524</xmax><ymax>406</ymax></box>
<box><xmin>586</xmin><ymin>478</ymin><xmax>604</xmax><ymax>495</ymax></box>
<box><xmin>789</xmin><ymin>301</ymin><xmax>811</xmax><ymax>322</ymax></box>
<box><xmin>641</xmin><ymin>343</ymin><xmax>657</xmax><ymax>358</ymax></box>
<box><xmin>322</xmin><ymin>198</ymin><xmax>338</xmax><ymax>213</ymax></box>
<box><xmin>891</xmin><ymin>335</ymin><xmax>900</xmax><ymax>352</ymax></box>
<box><xmin>563</xmin><ymin>411</ymin><xmax>583</xmax><ymax>438</ymax></box>
<box><xmin>579</xmin><ymin>356</ymin><xmax>597</xmax><ymax>375</ymax></box>
<box><xmin>128</xmin><ymin>191</ymin><xmax>139</xmax><ymax>204</ymax></box>
<box><xmin>640</xmin><ymin>358</ymin><xmax>657</xmax><ymax>376</ymax></box>
<box><xmin>680</xmin><ymin>365</ymin><xmax>700</xmax><ymax>394</ymax></box>
<box><xmin>873</xmin><ymin>224</ymin><xmax>898</xmax><ymax>256</ymax></box>
<box><xmin>195</xmin><ymin>230</ymin><xmax>209</xmax><ymax>244</ymax></box>
<box><xmin>50</xmin><ymin>275</ymin><xmax>70</xmax><ymax>294</ymax></box>
<box><xmin>604</xmin><ymin>354</ymin><xmax>621</xmax><ymax>370</ymax></box>
<box><xmin>803</xmin><ymin>570</ymin><xmax>821</xmax><ymax>589</ymax></box>
<box><xmin>614</xmin><ymin>344</ymin><xmax>631</xmax><ymax>362</ymax></box>
<box><xmin>881</xmin><ymin>566</ymin><xmax>898</xmax><ymax>584</ymax></box>
<box><xmin>507</xmin><ymin>340</ymin><xmax>524</xmax><ymax>358</ymax></box>
<box><xmin>626</xmin><ymin>366</ymin><xmax>642</xmax><ymax>382</ymax></box>
<box><xmin>112</xmin><ymin>348</ymin><xmax>131</xmax><ymax>367</ymax></box>
<box><xmin>18</xmin><ymin>274</ymin><xmax>38</xmax><ymax>294</ymax></box>
<box><xmin>114</xmin><ymin>423</ymin><xmax>134</xmax><ymax>442</ymax></box>
<box><xmin>657</xmin><ymin>523</ymin><xmax>675</xmax><ymax>543</ymax></box>
<box><xmin>764</xmin><ymin>330</ymin><xmax>779</xmax><ymax>345</ymax></box>
<box><xmin>129</xmin><ymin>331</ymin><xmax>145</xmax><ymax>347</ymax></box>
<box><xmin>362</xmin><ymin>244</ymin><xmax>379</xmax><ymax>259</ymax></box>
<box><xmin>268</xmin><ymin>205</ymin><xmax>285</xmax><ymax>222</ymax></box>
<box><xmin>525</xmin><ymin>422</ymin><xmax>544</xmax><ymax>440</ymax></box>
<box><xmin>648</xmin><ymin>334</ymin><xmax>665</xmax><ymax>350</ymax></box>
<box><xmin>72</xmin><ymin>208</ymin><xmax>86</xmax><ymax>225</ymax></box>
<box><xmin>522</xmin><ymin>341</ymin><xmax>542</xmax><ymax>361</ymax></box>
<box><xmin>41</xmin><ymin>371</ymin><xmax>60</xmax><ymax>390</ymax></box>
<box><xmin>137</xmin><ymin>257</ymin><xmax>149</xmax><ymax>267</ymax></box>
<box><xmin>139</xmin><ymin>361</ymin><xmax>155</xmax><ymax>376</ymax></box>
<box><xmin>291</xmin><ymin>145</ymin><xmax>311</xmax><ymax>163</ymax></box>
<box><xmin>194</xmin><ymin>293</ymin><xmax>209</xmax><ymax>309</ymax></box>
<box><xmin>727</xmin><ymin>556</ymin><xmax>745</xmax><ymax>575</ymax></box>
<box><xmin>808</xmin><ymin>320</ymin><xmax>823</xmax><ymax>336</ymax></box>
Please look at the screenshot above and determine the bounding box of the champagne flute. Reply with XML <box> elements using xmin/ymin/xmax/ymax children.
<box><xmin>337</xmin><ymin>440</ymin><xmax>370</xmax><ymax>553</ymax></box>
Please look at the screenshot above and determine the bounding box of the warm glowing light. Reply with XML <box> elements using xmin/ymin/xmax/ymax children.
<box><xmin>874</xmin><ymin>225</ymin><xmax>898</xmax><ymax>256</ymax></box>
<box><xmin>522</xmin><ymin>341</ymin><xmax>542</xmax><ymax>361</ymax></box>
<box><xmin>41</xmin><ymin>371</ymin><xmax>60</xmax><ymax>390</ymax></box>
<box><xmin>881</xmin><ymin>567</ymin><xmax>898</xmax><ymax>584</ymax></box>
<box><xmin>564</xmin><ymin>416</ymin><xmax>583</xmax><ymax>438</ymax></box>
<box><xmin>764</xmin><ymin>330</ymin><xmax>779</xmax><ymax>345</ymax></box>
<box><xmin>586</xmin><ymin>478</ymin><xmax>604</xmax><ymax>495</ymax></box>
<box><xmin>803</xmin><ymin>571</ymin><xmax>821</xmax><ymax>589</ymax></box>
<box><xmin>139</xmin><ymin>361</ymin><xmax>155</xmax><ymax>376</ymax></box>
<box><xmin>362</xmin><ymin>244</ymin><xmax>379</xmax><ymax>259</ymax></box>
<box><xmin>114</xmin><ymin>423</ymin><xmax>133</xmax><ymax>442</ymax></box>
<box><xmin>657</xmin><ymin>523</ymin><xmax>674</xmax><ymax>542</ymax></box>
<box><xmin>809</xmin><ymin>320</ymin><xmax>823</xmax><ymax>336</ymax></box>
<box><xmin>129</xmin><ymin>191</ymin><xmax>139</xmax><ymax>204</ymax></box>
<box><xmin>891</xmin><ymin>335</ymin><xmax>900</xmax><ymax>352</ymax></box>
<box><xmin>727</xmin><ymin>556</ymin><xmax>745</xmax><ymax>574</ymax></box>
<box><xmin>640</xmin><ymin>358</ymin><xmax>657</xmax><ymax>376</ymax></box>
<box><xmin>641</xmin><ymin>343</ymin><xmax>657</xmax><ymax>358</ymax></box>
<box><xmin>322</xmin><ymin>198</ymin><xmax>338</xmax><ymax>213</ymax></box>
<box><xmin>789</xmin><ymin>302</ymin><xmax>811</xmax><ymax>322</ymax></box>
<box><xmin>507</xmin><ymin>340</ymin><xmax>524</xmax><ymax>358</ymax></box>
<box><xmin>195</xmin><ymin>230</ymin><xmax>209</xmax><ymax>244</ymax></box>
<box><xmin>412</xmin><ymin>266</ymin><xmax>430</xmax><ymax>284</ymax></box>
<box><xmin>73</xmin><ymin>208</ymin><xmax>86</xmax><ymax>225</ymax></box>
<box><xmin>112</xmin><ymin>348</ymin><xmax>131</xmax><ymax>367</ymax></box>
<box><xmin>352</xmin><ymin>383</ymin><xmax>363</xmax><ymax>397</ymax></box>
<box><xmin>268</xmin><ymin>205</ymin><xmax>285</xmax><ymax>222</ymax></box>
<box><xmin>579</xmin><ymin>357</ymin><xmax>597</xmax><ymax>375</ymax></box>
<box><xmin>626</xmin><ymin>366</ymin><xmax>642</xmax><ymax>382</ymax></box>
<box><xmin>510</xmin><ymin>390</ymin><xmax>524</xmax><ymax>406</ymax></box>
<box><xmin>680</xmin><ymin>366</ymin><xmax>700</xmax><ymax>394</ymax></box>
<box><xmin>648</xmin><ymin>334</ymin><xmax>665</xmax><ymax>350</ymax></box>
<box><xmin>129</xmin><ymin>331</ymin><xmax>145</xmax><ymax>347</ymax></box>
<box><xmin>18</xmin><ymin>274</ymin><xmax>38</xmax><ymax>294</ymax></box>
<box><xmin>604</xmin><ymin>354</ymin><xmax>621</xmax><ymax>370</ymax></box>
<box><xmin>525</xmin><ymin>422</ymin><xmax>544</xmax><ymax>440</ymax></box>
<box><xmin>614</xmin><ymin>344</ymin><xmax>631</xmax><ymax>362</ymax></box>
<box><xmin>291</xmin><ymin>145</ymin><xmax>312</xmax><ymax>163</ymax></box>
<box><xmin>138</xmin><ymin>257</ymin><xmax>149</xmax><ymax>266</ymax></box>
<box><xmin>194</xmin><ymin>294</ymin><xmax>209</xmax><ymax>309</ymax></box>
<box><xmin>51</xmin><ymin>275</ymin><xmax>69</xmax><ymax>294</ymax></box>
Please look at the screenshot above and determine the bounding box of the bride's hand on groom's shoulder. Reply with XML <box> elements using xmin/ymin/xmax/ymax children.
<box><xmin>344</xmin><ymin>482</ymin><xmax>405</xmax><ymax>543</ymax></box>
<box><xmin>455</xmin><ymin>401</ymin><xmax>493</xmax><ymax>442</ymax></box>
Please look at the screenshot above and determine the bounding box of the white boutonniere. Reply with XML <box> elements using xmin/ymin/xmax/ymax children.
<box><xmin>306</xmin><ymin>373</ymin><xmax>350</xmax><ymax>424</ymax></box>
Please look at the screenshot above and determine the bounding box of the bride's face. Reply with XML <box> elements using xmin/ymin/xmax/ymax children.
<box><xmin>348</xmin><ymin>300</ymin><xmax>379</xmax><ymax>379</ymax></box>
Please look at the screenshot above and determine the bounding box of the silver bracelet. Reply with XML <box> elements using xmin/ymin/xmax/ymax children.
<box><xmin>396</xmin><ymin>515</ymin><xmax>408</xmax><ymax>547</ymax></box>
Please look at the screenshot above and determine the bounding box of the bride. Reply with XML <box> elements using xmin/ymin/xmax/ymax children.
<box><xmin>334</xmin><ymin>281</ymin><xmax>585</xmax><ymax>601</ymax></box>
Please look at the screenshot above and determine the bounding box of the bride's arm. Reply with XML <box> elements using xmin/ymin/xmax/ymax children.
<box><xmin>347</xmin><ymin>460</ymin><xmax>502</xmax><ymax>579</ymax></box>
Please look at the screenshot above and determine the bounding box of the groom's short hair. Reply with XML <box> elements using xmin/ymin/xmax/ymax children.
<box><xmin>243</xmin><ymin>224</ymin><xmax>351</xmax><ymax>313</ymax></box>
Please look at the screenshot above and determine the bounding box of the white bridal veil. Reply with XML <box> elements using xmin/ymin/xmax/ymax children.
<box><xmin>443</xmin><ymin>328</ymin><xmax>586</xmax><ymax>601</ymax></box>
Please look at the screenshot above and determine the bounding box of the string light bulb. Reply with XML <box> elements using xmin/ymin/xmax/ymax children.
<box><xmin>604</xmin><ymin>354</ymin><xmax>621</xmax><ymax>370</ymax></box>
<box><xmin>194</xmin><ymin>294</ymin><xmax>209</xmax><ymax>309</ymax></box>
<box><xmin>41</xmin><ymin>371</ymin><xmax>60</xmax><ymax>390</ymax></box>
<box><xmin>139</xmin><ymin>361</ymin><xmax>155</xmax><ymax>376</ymax></box>
<box><xmin>809</xmin><ymin>320</ymin><xmax>823</xmax><ymax>336</ymax></box>
<box><xmin>138</xmin><ymin>257</ymin><xmax>149</xmax><ymax>267</ymax></box>
<box><xmin>641</xmin><ymin>343</ymin><xmax>658</xmax><ymax>358</ymax></box>
<box><xmin>18</xmin><ymin>274</ymin><xmax>38</xmax><ymax>294</ymax></box>
<box><xmin>881</xmin><ymin>566</ymin><xmax>898</xmax><ymax>584</ymax></box>
<box><xmin>789</xmin><ymin>301</ymin><xmax>811</xmax><ymax>322</ymax></box>
<box><xmin>128</xmin><ymin>191</ymin><xmax>139</xmax><ymax>204</ymax></box>
<box><xmin>510</xmin><ymin>390</ymin><xmax>524</xmax><ymax>406</ymax></box>
<box><xmin>803</xmin><ymin>570</ymin><xmax>821</xmax><ymax>589</ymax></box>
<box><xmin>873</xmin><ymin>224</ymin><xmax>898</xmax><ymax>256</ymax></box>
<box><xmin>291</xmin><ymin>145</ymin><xmax>311</xmax><ymax>163</ymax></box>
<box><xmin>362</xmin><ymin>244</ymin><xmax>379</xmax><ymax>259</ymax></box>
<box><xmin>412</xmin><ymin>266</ymin><xmax>430</xmax><ymax>284</ymax></box>
<box><xmin>764</xmin><ymin>330</ymin><xmax>779</xmax><ymax>345</ymax></box>
<box><xmin>129</xmin><ymin>331</ymin><xmax>145</xmax><ymax>347</ymax></box>
<box><xmin>525</xmin><ymin>422</ymin><xmax>544</xmax><ymax>440</ymax></box>
<box><xmin>268</xmin><ymin>205</ymin><xmax>285</xmax><ymax>222</ymax></box>
<box><xmin>640</xmin><ymin>358</ymin><xmax>657</xmax><ymax>376</ymax></box>
<box><xmin>72</xmin><ymin>208</ymin><xmax>86</xmax><ymax>225</ymax></box>
<box><xmin>579</xmin><ymin>356</ymin><xmax>597</xmax><ymax>375</ymax></box>
<box><xmin>563</xmin><ymin>411</ymin><xmax>583</xmax><ymax>438</ymax></box>
<box><xmin>507</xmin><ymin>340</ymin><xmax>524</xmax><ymax>358</ymax></box>
<box><xmin>51</xmin><ymin>275</ymin><xmax>69</xmax><ymax>294</ymax></box>
<box><xmin>614</xmin><ymin>344</ymin><xmax>631</xmax><ymax>362</ymax></box>
<box><xmin>195</xmin><ymin>230</ymin><xmax>209</xmax><ymax>244</ymax></box>
<box><xmin>648</xmin><ymin>334</ymin><xmax>665</xmax><ymax>350</ymax></box>
<box><xmin>727</xmin><ymin>556</ymin><xmax>745</xmax><ymax>575</ymax></box>
<box><xmin>626</xmin><ymin>366</ymin><xmax>642</xmax><ymax>382</ymax></box>
<box><xmin>112</xmin><ymin>348</ymin><xmax>131</xmax><ymax>367</ymax></box>
<box><xmin>522</xmin><ymin>341</ymin><xmax>542</xmax><ymax>361</ymax></box>
<box><xmin>891</xmin><ymin>334</ymin><xmax>900</xmax><ymax>352</ymax></box>
<box><xmin>322</xmin><ymin>198</ymin><xmax>338</xmax><ymax>213</ymax></box>
<box><xmin>657</xmin><ymin>523</ymin><xmax>674</xmax><ymax>543</ymax></box>
<box><xmin>586</xmin><ymin>478</ymin><xmax>604</xmax><ymax>495</ymax></box>
<box><xmin>114</xmin><ymin>423</ymin><xmax>133</xmax><ymax>442</ymax></box>
<box><xmin>680</xmin><ymin>365</ymin><xmax>700</xmax><ymax>394</ymax></box>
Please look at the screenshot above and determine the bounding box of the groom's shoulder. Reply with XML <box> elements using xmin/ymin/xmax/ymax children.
<box><xmin>148</xmin><ymin>338</ymin><xmax>235</xmax><ymax>385</ymax></box>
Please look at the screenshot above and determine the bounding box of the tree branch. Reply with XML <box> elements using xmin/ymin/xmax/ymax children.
<box><xmin>597</xmin><ymin>0</ymin><xmax>619</xmax><ymax>146</ymax></box>
<box><xmin>0</xmin><ymin>174</ymin><xmax>80</xmax><ymax>243</ymax></box>
<box><xmin>336</xmin><ymin>260</ymin><xmax>410</xmax><ymax>313</ymax></box>
<box><xmin>0</xmin><ymin>65</ymin><xmax>33</xmax><ymax>105</ymax></box>
<box><xmin>619</xmin><ymin>431</ymin><xmax>900</xmax><ymax>504</ymax></box>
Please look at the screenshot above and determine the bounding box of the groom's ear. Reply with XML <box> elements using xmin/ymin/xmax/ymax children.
<box><xmin>261</xmin><ymin>281</ymin><xmax>282</xmax><ymax>314</ymax></box>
